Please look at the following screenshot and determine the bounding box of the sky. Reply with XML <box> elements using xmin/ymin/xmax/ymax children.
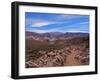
<box><xmin>25</xmin><ymin>12</ymin><xmax>89</xmax><ymax>33</ymax></box>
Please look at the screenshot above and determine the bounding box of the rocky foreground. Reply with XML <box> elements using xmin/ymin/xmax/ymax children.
<box><xmin>25</xmin><ymin>32</ymin><xmax>89</xmax><ymax>68</ymax></box>
<box><xmin>25</xmin><ymin>42</ymin><xmax>89</xmax><ymax>68</ymax></box>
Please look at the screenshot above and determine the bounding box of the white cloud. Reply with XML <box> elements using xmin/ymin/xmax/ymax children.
<box><xmin>66</xmin><ymin>29</ymin><xmax>88</xmax><ymax>33</ymax></box>
<box><xmin>28</xmin><ymin>29</ymin><xmax>47</xmax><ymax>33</ymax></box>
<box><xmin>26</xmin><ymin>18</ymin><xmax>57</xmax><ymax>27</ymax></box>
<box><xmin>26</xmin><ymin>18</ymin><xmax>34</xmax><ymax>25</ymax></box>
<box><xmin>78</xmin><ymin>22</ymin><xmax>89</xmax><ymax>25</ymax></box>
<box><xmin>31</xmin><ymin>21</ymin><xmax>53</xmax><ymax>27</ymax></box>
<box><xmin>57</xmin><ymin>14</ymin><xmax>83</xmax><ymax>21</ymax></box>
<box><xmin>27</xmin><ymin>28</ymin><xmax>61</xmax><ymax>33</ymax></box>
<box><xmin>27</xmin><ymin>29</ymin><xmax>51</xmax><ymax>33</ymax></box>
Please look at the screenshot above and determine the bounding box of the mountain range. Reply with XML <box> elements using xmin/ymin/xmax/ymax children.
<box><xmin>26</xmin><ymin>31</ymin><xmax>89</xmax><ymax>40</ymax></box>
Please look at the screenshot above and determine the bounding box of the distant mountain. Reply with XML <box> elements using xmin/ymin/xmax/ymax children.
<box><xmin>26</xmin><ymin>32</ymin><xmax>42</xmax><ymax>37</ymax></box>
<box><xmin>64</xmin><ymin>32</ymin><xmax>89</xmax><ymax>37</ymax></box>
<box><xmin>42</xmin><ymin>32</ymin><xmax>63</xmax><ymax>38</ymax></box>
<box><xmin>26</xmin><ymin>31</ymin><xmax>89</xmax><ymax>41</ymax></box>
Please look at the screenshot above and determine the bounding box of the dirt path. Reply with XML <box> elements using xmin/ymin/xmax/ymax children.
<box><xmin>65</xmin><ymin>49</ymin><xmax>80</xmax><ymax>66</ymax></box>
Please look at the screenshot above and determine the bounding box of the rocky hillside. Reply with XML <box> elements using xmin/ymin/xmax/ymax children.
<box><xmin>25</xmin><ymin>34</ymin><xmax>89</xmax><ymax>68</ymax></box>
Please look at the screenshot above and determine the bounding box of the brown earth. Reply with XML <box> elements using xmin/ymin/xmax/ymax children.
<box><xmin>25</xmin><ymin>36</ymin><xmax>89</xmax><ymax>68</ymax></box>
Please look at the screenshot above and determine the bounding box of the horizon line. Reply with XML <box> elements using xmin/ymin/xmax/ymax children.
<box><xmin>26</xmin><ymin>30</ymin><xmax>89</xmax><ymax>34</ymax></box>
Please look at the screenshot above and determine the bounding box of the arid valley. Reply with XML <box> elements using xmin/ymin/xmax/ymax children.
<box><xmin>25</xmin><ymin>31</ymin><xmax>89</xmax><ymax>68</ymax></box>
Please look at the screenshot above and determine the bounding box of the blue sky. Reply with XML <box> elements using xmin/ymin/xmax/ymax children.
<box><xmin>25</xmin><ymin>12</ymin><xmax>89</xmax><ymax>33</ymax></box>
